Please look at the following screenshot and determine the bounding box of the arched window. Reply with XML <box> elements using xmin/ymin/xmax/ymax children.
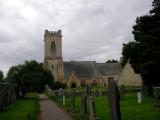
<box><xmin>51</xmin><ymin>42</ymin><xmax>56</xmax><ymax>51</ymax></box>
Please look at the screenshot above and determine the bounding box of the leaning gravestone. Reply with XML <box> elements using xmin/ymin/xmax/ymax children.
<box><xmin>108</xmin><ymin>79</ymin><xmax>121</xmax><ymax>120</ymax></box>
<box><xmin>153</xmin><ymin>87</ymin><xmax>160</xmax><ymax>107</ymax></box>
<box><xmin>81</xmin><ymin>93</ymin><xmax>87</xmax><ymax>115</ymax></box>
<box><xmin>89</xmin><ymin>96</ymin><xmax>97</xmax><ymax>120</ymax></box>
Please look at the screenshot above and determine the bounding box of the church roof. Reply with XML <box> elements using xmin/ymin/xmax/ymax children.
<box><xmin>63</xmin><ymin>61</ymin><xmax>98</xmax><ymax>79</ymax></box>
<box><xmin>96</xmin><ymin>63</ymin><xmax>122</xmax><ymax>75</ymax></box>
<box><xmin>63</xmin><ymin>61</ymin><xmax>122</xmax><ymax>79</ymax></box>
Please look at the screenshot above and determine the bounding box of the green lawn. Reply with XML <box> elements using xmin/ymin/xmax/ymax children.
<box><xmin>50</xmin><ymin>93</ymin><xmax>160</xmax><ymax>120</ymax></box>
<box><xmin>0</xmin><ymin>93</ymin><xmax>39</xmax><ymax>120</ymax></box>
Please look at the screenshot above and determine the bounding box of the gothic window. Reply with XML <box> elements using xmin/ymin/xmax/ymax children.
<box><xmin>51</xmin><ymin>42</ymin><xmax>56</xmax><ymax>51</ymax></box>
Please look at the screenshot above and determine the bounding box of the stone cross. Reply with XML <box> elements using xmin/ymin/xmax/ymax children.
<box><xmin>81</xmin><ymin>93</ymin><xmax>87</xmax><ymax>115</ymax></box>
<box><xmin>89</xmin><ymin>96</ymin><xmax>97</xmax><ymax>120</ymax></box>
<box><xmin>108</xmin><ymin>79</ymin><xmax>121</xmax><ymax>120</ymax></box>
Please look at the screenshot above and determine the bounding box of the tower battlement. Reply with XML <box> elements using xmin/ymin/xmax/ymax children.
<box><xmin>44</xmin><ymin>29</ymin><xmax>62</xmax><ymax>37</ymax></box>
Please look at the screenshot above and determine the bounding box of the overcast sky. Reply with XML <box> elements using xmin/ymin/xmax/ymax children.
<box><xmin>0</xmin><ymin>0</ymin><xmax>152</xmax><ymax>74</ymax></box>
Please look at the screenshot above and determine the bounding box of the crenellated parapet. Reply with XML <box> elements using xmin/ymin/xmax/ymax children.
<box><xmin>44</xmin><ymin>29</ymin><xmax>62</xmax><ymax>37</ymax></box>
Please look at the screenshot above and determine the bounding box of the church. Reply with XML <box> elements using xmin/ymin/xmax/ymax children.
<box><xmin>43</xmin><ymin>29</ymin><xmax>142</xmax><ymax>88</ymax></box>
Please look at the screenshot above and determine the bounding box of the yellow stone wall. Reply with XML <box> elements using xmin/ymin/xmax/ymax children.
<box><xmin>118</xmin><ymin>62</ymin><xmax>142</xmax><ymax>86</ymax></box>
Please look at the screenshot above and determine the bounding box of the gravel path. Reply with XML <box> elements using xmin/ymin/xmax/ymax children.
<box><xmin>39</xmin><ymin>94</ymin><xmax>73</xmax><ymax>120</ymax></box>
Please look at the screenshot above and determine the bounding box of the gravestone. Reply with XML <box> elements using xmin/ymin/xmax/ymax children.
<box><xmin>137</xmin><ymin>92</ymin><xmax>142</xmax><ymax>104</ymax></box>
<box><xmin>153</xmin><ymin>87</ymin><xmax>160</xmax><ymax>107</ymax></box>
<box><xmin>86</xmin><ymin>85</ymin><xmax>89</xmax><ymax>95</ymax></box>
<box><xmin>72</xmin><ymin>89</ymin><xmax>76</xmax><ymax>110</ymax></box>
<box><xmin>141</xmin><ymin>86</ymin><xmax>146</xmax><ymax>98</ymax></box>
<box><xmin>59</xmin><ymin>88</ymin><xmax>64</xmax><ymax>102</ymax></box>
<box><xmin>108</xmin><ymin>79</ymin><xmax>121</xmax><ymax>120</ymax></box>
<box><xmin>95</xmin><ymin>89</ymin><xmax>99</xmax><ymax>97</ymax></box>
<box><xmin>63</xmin><ymin>95</ymin><xmax>65</xmax><ymax>105</ymax></box>
<box><xmin>89</xmin><ymin>96</ymin><xmax>97</xmax><ymax>120</ymax></box>
<box><xmin>99</xmin><ymin>90</ymin><xmax>102</xmax><ymax>97</ymax></box>
<box><xmin>119</xmin><ymin>85</ymin><xmax>125</xmax><ymax>100</ymax></box>
<box><xmin>81</xmin><ymin>93</ymin><xmax>87</xmax><ymax>115</ymax></box>
<box><xmin>89</xmin><ymin>86</ymin><xmax>92</xmax><ymax>95</ymax></box>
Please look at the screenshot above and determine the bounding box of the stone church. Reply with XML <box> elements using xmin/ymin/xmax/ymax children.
<box><xmin>43</xmin><ymin>30</ymin><xmax>142</xmax><ymax>87</ymax></box>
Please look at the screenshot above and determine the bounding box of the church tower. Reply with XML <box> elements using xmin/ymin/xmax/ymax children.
<box><xmin>44</xmin><ymin>30</ymin><xmax>64</xmax><ymax>81</ymax></box>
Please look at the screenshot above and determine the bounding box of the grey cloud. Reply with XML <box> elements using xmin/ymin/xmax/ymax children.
<box><xmin>0</xmin><ymin>0</ymin><xmax>152</xmax><ymax>73</ymax></box>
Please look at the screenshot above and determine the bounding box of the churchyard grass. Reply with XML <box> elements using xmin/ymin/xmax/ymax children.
<box><xmin>0</xmin><ymin>92</ymin><xmax>39</xmax><ymax>120</ymax></box>
<box><xmin>50</xmin><ymin>92</ymin><xmax>160</xmax><ymax>120</ymax></box>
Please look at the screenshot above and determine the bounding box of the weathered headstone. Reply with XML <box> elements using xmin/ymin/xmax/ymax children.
<box><xmin>89</xmin><ymin>96</ymin><xmax>97</xmax><ymax>120</ymax></box>
<box><xmin>81</xmin><ymin>93</ymin><xmax>87</xmax><ymax>115</ymax></box>
<box><xmin>59</xmin><ymin>88</ymin><xmax>64</xmax><ymax>102</ymax></box>
<box><xmin>153</xmin><ymin>87</ymin><xmax>160</xmax><ymax>107</ymax></box>
<box><xmin>72</xmin><ymin>89</ymin><xmax>76</xmax><ymax>110</ymax></box>
<box><xmin>89</xmin><ymin>86</ymin><xmax>92</xmax><ymax>95</ymax></box>
<box><xmin>63</xmin><ymin>95</ymin><xmax>65</xmax><ymax>105</ymax></box>
<box><xmin>95</xmin><ymin>89</ymin><xmax>99</xmax><ymax>97</ymax></box>
<box><xmin>119</xmin><ymin>85</ymin><xmax>125</xmax><ymax>100</ymax></box>
<box><xmin>86</xmin><ymin>85</ymin><xmax>89</xmax><ymax>95</ymax></box>
<box><xmin>137</xmin><ymin>92</ymin><xmax>142</xmax><ymax>104</ymax></box>
<box><xmin>108</xmin><ymin>79</ymin><xmax>121</xmax><ymax>120</ymax></box>
<box><xmin>141</xmin><ymin>86</ymin><xmax>146</xmax><ymax>98</ymax></box>
<box><xmin>99</xmin><ymin>90</ymin><xmax>103</xmax><ymax>97</ymax></box>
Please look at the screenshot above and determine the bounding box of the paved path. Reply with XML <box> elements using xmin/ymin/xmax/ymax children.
<box><xmin>39</xmin><ymin>94</ymin><xmax>73</xmax><ymax>120</ymax></box>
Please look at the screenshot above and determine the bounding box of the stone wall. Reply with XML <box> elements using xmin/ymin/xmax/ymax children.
<box><xmin>119</xmin><ymin>62</ymin><xmax>142</xmax><ymax>86</ymax></box>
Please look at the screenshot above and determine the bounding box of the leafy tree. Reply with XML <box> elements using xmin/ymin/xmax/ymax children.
<box><xmin>0</xmin><ymin>70</ymin><xmax>4</xmax><ymax>83</ymax></box>
<box><xmin>6</xmin><ymin>60</ymin><xmax>54</xmax><ymax>97</ymax></box>
<box><xmin>106</xmin><ymin>59</ymin><xmax>118</xmax><ymax>63</ymax></box>
<box><xmin>122</xmin><ymin>0</ymin><xmax>160</xmax><ymax>96</ymax></box>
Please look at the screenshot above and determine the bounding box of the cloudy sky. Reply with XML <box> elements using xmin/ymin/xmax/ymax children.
<box><xmin>0</xmin><ymin>0</ymin><xmax>152</xmax><ymax>74</ymax></box>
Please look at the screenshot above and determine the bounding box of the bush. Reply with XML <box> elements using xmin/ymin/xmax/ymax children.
<box><xmin>50</xmin><ymin>81</ymin><xmax>66</xmax><ymax>90</ymax></box>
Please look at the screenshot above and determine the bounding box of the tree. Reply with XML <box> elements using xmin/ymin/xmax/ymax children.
<box><xmin>106</xmin><ymin>59</ymin><xmax>118</xmax><ymax>63</ymax></box>
<box><xmin>0</xmin><ymin>70</ymin><xmax>4</xmax><ymax>83</ymax></box>
<box><xmin>121</xmin><ymin>0</ymin><xmax>160</xmax><ymax>96</ymax></box>
<box><xmin>6</xmin><ymin>60</ymin><xmax>54</xmax><ymax>97</ymax></box>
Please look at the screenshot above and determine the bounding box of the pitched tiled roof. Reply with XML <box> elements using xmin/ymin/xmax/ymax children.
<box><xmin>63</xmin><ymin>61</ymin><xmax>98</xmax><ymax>79</ymax></box>
<box><xmin>63</xmin><ymin>61</ymin><xmax>122</xmax><ymax>80</ymax></box>
<box><xmin>96</xmin><ymin>63</ymin><xmax>122</xmax><ymax>75</ymax></box>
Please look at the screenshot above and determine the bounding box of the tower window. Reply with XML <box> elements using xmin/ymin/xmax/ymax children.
<box><xmin>51</xmin><ymin>42</ymin><xmax>56</xmax><ymax>51</ymax></box>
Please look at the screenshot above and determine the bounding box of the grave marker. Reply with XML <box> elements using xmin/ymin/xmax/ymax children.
<box><xmin>153</xmin><ymin>87</ymin><xmax>160</xmax><ymax>107</ymax></box>
<box><xmin>137</xmin><ymin>92</ymin><xmax>142</xmax><ymax>104</ymax></box>
<box><xmin>72</xmin><ymin>89</ymin><xmax>76</xmax><ymax>110</ymax></box>
<box><xmin>108</xmin><ymin>79</ymin><xmax>121</xmax><ymax>120</ymax></box>
<box><xmin>89</xmin><ymin>96</ymin><xmax>97</xmax><ymax>120</ymax></box>
<box><xmin>81</xmin><ymin>93</ymin><xmax>87</xmax><ymax>115</ymax></box>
